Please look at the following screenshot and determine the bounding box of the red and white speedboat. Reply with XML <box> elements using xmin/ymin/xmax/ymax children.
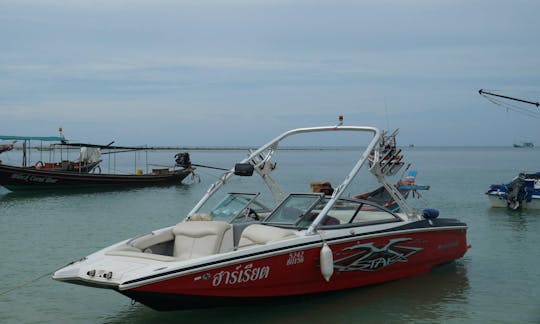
<box><xmin>53</xmin><ymin>122</ymin><xmax>469</xmax><ymax>311</ymax></box>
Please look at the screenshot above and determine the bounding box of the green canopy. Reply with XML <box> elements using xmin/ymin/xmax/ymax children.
<box><xmin>0</xmin><ymin>135</ymin><xmax>64</xmax><ymax>142</ymax></box>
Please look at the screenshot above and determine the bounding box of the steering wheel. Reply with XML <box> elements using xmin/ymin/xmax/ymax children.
<box><xmin>245</xmin><ymin>208</ymin><xmax>260</xmax><ymax>221</ymax></box>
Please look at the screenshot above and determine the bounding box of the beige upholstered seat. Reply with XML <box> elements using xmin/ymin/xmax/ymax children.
<box><xmin>172</xmin><ymin>221</ymin><xmax>233</xmax><ymax>260</ymax></box>
<box><xmin>128</xmin><ymin>229</ymin><xmax>174</xmax><ymax>251</ymax></box>
<box><xmin>238</xmin><ymin>224</ymin><xmax>297</xmax><ymax>248</ymax></box>
<box><xmin>188</xmin><ymin>213</ymin><xmax>213</xmax><ymax>221</ymax></box>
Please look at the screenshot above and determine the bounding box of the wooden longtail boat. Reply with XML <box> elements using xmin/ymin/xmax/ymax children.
<box><xmin>0</xmin><ymin>163</ymin><xmax>193</xmax><ymax>191</ymax></box>
<box><xmin>0</xmin><ymin>134</ymin><xmax>194</xmax><ymax>192</ymax></box>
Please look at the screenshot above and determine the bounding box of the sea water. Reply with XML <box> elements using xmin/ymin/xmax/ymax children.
<box><xmin>0</xmin><ymin>147</ymin><xmax>539</xmax><ymax>323</ymax></box>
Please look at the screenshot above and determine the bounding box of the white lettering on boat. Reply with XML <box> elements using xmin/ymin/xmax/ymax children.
<box><xmin>333</xmin><ymin>238</ymin><xmax>423</xmax><ymax>272</ymax></box>
<box><xmin>211</xmin><ymin>263</ymin><xmax>270</xmax><ymax>287</ymax></box>
<box><xmin>286</xmin><ymin>251</ymin><xmax>304</xmax><ymax>266</ymax></box>
<box><xmin>11</xmin><ymin>173</ymin><xmax>58</xmax><ymax>183</ymax></box>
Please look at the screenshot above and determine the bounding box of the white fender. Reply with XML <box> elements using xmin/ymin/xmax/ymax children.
<box><xmin>320</xmin><ymin>243</ymin><xmax>334</xmax><ymax>282</ymax></box>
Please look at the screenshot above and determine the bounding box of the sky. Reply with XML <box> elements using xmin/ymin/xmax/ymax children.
<box><xmin>1</xmin><ymin>0</ymin><xmax>540</xmax><ymax>147</ymax></box>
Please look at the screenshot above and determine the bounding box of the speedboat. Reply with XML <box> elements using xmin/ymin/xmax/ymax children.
<box><xmin>486</xmin><ymin>172</ymin><xmax>540</xmax><ymax>209</ymax></box>
<box><xmin>53</xmin><ymin>121</ymin><xmax>469</xmax><ymax>311</ymax></box>
<box><xmin>513</xmin><ymin>142</ymin><xmax>534</xmax><ymax>148</ymax></box>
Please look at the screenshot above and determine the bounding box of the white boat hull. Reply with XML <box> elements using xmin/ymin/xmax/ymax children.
<box><xmin>486</xmin><ymin>193</ymin><xmax>540</xmax><ymax>209</ymax></box>
<box><xmin>53</xmin><ymin>219</ymin><xmax>468</xmax><ymax>311</ymax></box>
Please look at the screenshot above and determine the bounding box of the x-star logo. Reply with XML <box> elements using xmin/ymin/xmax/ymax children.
<box><xmin>333</xmin><ymin>238</ymin><xmax>422</xmax><ymax>272</ymax></box>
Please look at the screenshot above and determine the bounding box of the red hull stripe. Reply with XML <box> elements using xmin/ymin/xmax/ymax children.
<box><xmin>122</xmin><ymin>228</ymin><xmax>468</xmax><ymax>311</ymax></box>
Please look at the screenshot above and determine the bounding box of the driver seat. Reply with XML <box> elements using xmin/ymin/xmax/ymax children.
<box><xmin>172</xmin><ymin>221</ymin><xmax>233</xmax><ymax>260</ymax></box>
<box><xmin>237</xmin><ymin>224</ymin><xmax>297</xmax><ymax>248</ymax></box>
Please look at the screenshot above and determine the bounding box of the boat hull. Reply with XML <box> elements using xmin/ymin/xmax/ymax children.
<box><xmin>116</xmin><ymin>222</ymin><xmax>467</xmax><ymax>311</ymax></box>
<box><xmin>486</xmin><ymin>192</ymin><xmax>540</xmax><ymax>209</ymax></box>
<box><xmin>486</xmin><ymin>172</ymin><xmax>540</xmax><ymax>209</ymax></box>
<box><xmin>0</xmin><ymin>164</ymin><xmax>193</xmax><ymax>191</ymax></box>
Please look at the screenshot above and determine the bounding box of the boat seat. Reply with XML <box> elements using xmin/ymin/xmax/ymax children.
<box><xmin>188</xmin><ymin>213</ymin><xmax>213</xmax><ymax>221</ymax></box>
<box><xmin>128</xmin><ymin>229</ymin><xmax>174</xmax><ymax>251</ymax></box>
<box><xmin>232</xmin><ymin>221</ymin><xmax>260</xmax><ymax>246</ymax></box>
<box><xmin>237</xmin><ymin>224</ymin><xmax>297</xmax><ymax>248</ymax></box>
<box><xmin>172</xmin><ymin>221</ymin><xmax>233</xmax><ymax>260</ymax></box>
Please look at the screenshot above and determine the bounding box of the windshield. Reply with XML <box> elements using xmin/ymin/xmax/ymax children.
<box><xmin>264</xmin><ymin>194</ymin><xmax>323</xmax><ymax>225</ymax></box>
<box><xmin>265</xmin><ymin>194</ymin><xmax>402</xmax><ymax>229</ymax></box>
<box><xmin>206</xmin><ymin>193</ymin><xmax>271</xmax><ymax>223</ymax></box>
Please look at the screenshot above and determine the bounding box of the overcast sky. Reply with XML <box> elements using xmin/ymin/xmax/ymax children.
<box><xmin>1</xmin><ymin>0</ymin><xmax>539</xmax><ymax>146</ymax></box>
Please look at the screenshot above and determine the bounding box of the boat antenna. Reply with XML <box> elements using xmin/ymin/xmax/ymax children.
<box><xmin>384</xmin><ymin>97</ymin><xmax>390</xmax><ymax>131</ymax></box>
<box><xmin>58</xmin><ymin>127</ymin><xmax>67</xmax><ymax>144</ymax></box>
<box><xmin>336</xmin><ymin>115</ymin><xmax>344</xmax><ymax>127</ymax></box>
<box><xmin>478</xmin><ymin>89</ymin><xmax>540</xmax><ymax>119</ymax></box>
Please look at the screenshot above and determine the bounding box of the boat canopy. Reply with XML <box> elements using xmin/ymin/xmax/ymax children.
<box><xmin>0</xmin><ymin>135</ymin><xmax>64</xmax><ymax>142</ymax></box>
<box><xmin>57</xmin><ymin>142</ymin><xmax>147</xmax><ymax>150</ymax></box>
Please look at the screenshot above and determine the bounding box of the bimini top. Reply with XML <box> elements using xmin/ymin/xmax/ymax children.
<box><xmin>0</xmin><ymin>135</ymin><xmax>64</xmax><ymax>142</ymax></box>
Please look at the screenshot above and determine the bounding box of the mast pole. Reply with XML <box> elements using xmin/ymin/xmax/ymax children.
<box><xmin>479</xmin><ymin>89</ymin><xmax>540</xmax><ymax>107</ymax></box>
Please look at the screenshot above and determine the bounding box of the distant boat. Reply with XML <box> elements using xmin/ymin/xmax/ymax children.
<box><xmin>486</xmin><ymin>172</ymin><xmax>540</xmax><ymax>209</ymax></box>
<box><xmin>0</xmin><ymin>163</ymin><xmax>194</xmax><ymax>191</ymax></box>
<box><xmin>513</xmin><ymin>142</ymin><xmax>534</xmax><ymax>148</ymax></box>
<box><xmin>479</xmin><ymin>89</ymin><xmax>540</xmax><ymax>209</ymax></box>
<box><xmin>0</xmin><ymin>134</ymin><xmax>194</xmax><ymax>192</ymax></box>
<box><xmin>0</xmin><ymin>134</ymin><xmax>97</xmax><ymax>172</ymax></box>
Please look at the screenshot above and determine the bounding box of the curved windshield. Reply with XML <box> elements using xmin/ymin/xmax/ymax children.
<box><xmin>301</xmin><ymin>198</ymin><xmax>401</xmax><ymax>228</ymax></box>
<box><xmin>264</xmin><ymin>194</ymin><xmax>323</xmax><ymax>225</ymax></box>
<box><xmin>207</xmin><ymin>193</ymin><xmax>271</xmax><ymax>223</ymax></box>
<box><xmin>265</xmin><ymin>194</ymin><xmax>402</xmax><ymax>229</ymax></box>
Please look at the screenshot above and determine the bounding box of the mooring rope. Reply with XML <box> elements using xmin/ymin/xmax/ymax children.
<box><xmin>481</xmin><ymin>93</ymin><xmax>540</xmax><ymax>119</ymax></box>
<box><xmin>190</xmin><ymin>163</ymin><xmax>230</xmax><ymax>171</ymax></box>
<box><xmin>0</xmin><ymin>271</ymin><xmax>53</xmax><ymax>296</ymax></box>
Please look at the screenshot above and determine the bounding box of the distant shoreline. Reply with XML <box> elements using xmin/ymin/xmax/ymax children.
<box><xmin>9</xmin><ymin>145</ymin><xmax>534</xmax><ymax>151</ymax></box>
<box><xmin>16</xmin><ymin>146</ymin><xmax>355</xmax><ymax>151</ymax></box>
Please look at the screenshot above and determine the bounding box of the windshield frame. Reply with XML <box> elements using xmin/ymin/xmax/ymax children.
<box><xmin>208</xmin><ymin>192</ymin><xmax>270</xmax><ymax>223</ymax></box>
<box><xmin>185</xmin><ymin>126</ymin><xmax>384</xmax><ymax>231</ymax></box>
<box><xmin>264</xmin><ymin>193</ymin><xmax>403</xmax><ymax>230</ymax></box>
<box><xmin>263</xmin><ymin>193</ymin><xmax>325</xmax><ymax>227</ymax></box>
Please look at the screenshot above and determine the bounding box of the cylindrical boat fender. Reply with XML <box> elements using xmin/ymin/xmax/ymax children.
<box><xmin>320</xmin><ymin>242</ymin><xmax>334</xmax><ymax>282</ymax></box>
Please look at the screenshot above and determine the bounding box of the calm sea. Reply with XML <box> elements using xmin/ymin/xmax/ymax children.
<box><xmin>0</xmin><ymin>147</ymin><xmax>539</xmax><ymax>323</ymax></box>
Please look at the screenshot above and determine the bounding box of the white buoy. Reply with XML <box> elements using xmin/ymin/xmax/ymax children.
<box><xmin>320</xmin><ymin>243</ymin><xmax>334</xmax><ymax>282</ymax></box>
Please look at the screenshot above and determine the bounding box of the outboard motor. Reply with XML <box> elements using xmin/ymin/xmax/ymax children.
<box><xmin>506</xmin><ymin>176</ymin><xmax>525</xmax><ymax>210</ymax></box>
<box><xmin>175</xmin><ymin>152</ymin><xmax>192</xmax><ymax>169</ymax></box>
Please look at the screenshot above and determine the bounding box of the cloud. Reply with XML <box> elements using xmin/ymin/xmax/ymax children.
<box><xmin>1</xmin><ymin>0</ymin><xmax>539</xmax><ymax>145</ymax></box>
